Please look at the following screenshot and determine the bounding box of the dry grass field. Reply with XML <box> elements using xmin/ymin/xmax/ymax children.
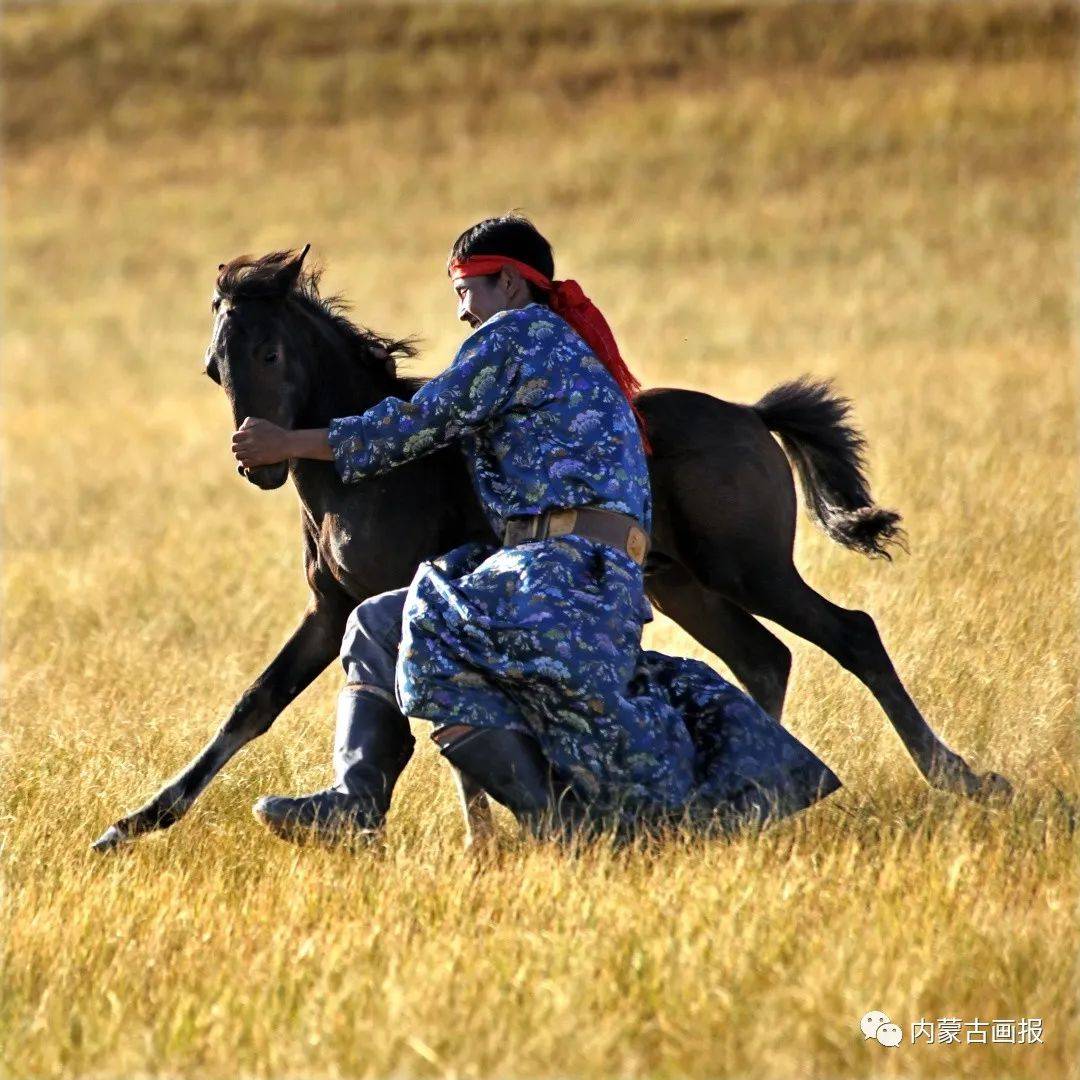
<box><xmin>2</xmin><ymin>3</ymin><xmax>1078</xmax><ymax>1077</ymax></box>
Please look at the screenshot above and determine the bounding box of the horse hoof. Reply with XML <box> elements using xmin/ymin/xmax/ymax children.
<box><xmin>973</xmin><ymin>771</ymin><xmax>1013</xmax><ymax>803</ymax></box>
<box><xmin>90</xmin><ymin>824</ymin><xmax>129</xmax><ymax>853</ymax></box>
<box><xmin>928</xmin><ymin>753</ymin><xmax>1012</xmax><ymax>802</ymax></box>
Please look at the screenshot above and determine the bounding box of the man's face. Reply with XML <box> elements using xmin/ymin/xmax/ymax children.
<box><xmin>454</xmin><ymin>273</ymin><xmax>508</xmax><ymax>329</ymax></box>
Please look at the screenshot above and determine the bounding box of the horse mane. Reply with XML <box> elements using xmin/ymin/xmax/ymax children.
<box><xmin>215</xmin><ymin>249</ymin><xmax>423</xmax><ymax>392</ymax></box>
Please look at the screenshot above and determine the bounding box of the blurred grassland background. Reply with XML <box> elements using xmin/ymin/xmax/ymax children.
<box><xmin>2</xmin><ymin>2</ymin><xmax>1078</xmax><ymax>1078</ymax></box>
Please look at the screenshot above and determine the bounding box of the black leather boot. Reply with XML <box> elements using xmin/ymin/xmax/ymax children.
<box><xmin>435</xmin><ymin>725</ymin><xmax>587</xmax><ymax>839</ymax></box>
<box><xmin>253</xmin><ymin>688</ymin><xmax>414</xmax><ymax>844</ymax></box>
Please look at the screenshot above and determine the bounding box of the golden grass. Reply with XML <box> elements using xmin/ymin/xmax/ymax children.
<box><xmin>2</xmin><ymin>3</ymin><xmax>1078</xmax><ymax>1077</ymax></box>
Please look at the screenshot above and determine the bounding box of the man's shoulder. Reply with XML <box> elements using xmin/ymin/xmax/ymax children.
<box><xmin>459</xmin><ymin>305</ymin><xmax>558</xmax><ymax>350</ymax></box>
<box><xmin>486</xmin><ymin>304</ymin><xmax>559</xmax><ymax>332</ymax></box>
<box><xmin>457</xmin><ymin>305</ymin><xmax>581</xmax><ymax>367</ymax></box>
<box><xmin>498</xmin><ymin>306</ymin><xmax>593</xmax><ymax>357</ymax></box>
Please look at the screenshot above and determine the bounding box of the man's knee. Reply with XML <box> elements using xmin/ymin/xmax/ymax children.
<box><xmin>340</xmin><ymin>588</ymin><xmax>409</xmax><ymax>683</ymax></box>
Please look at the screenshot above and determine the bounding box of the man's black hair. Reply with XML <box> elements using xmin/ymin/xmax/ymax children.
<box><xmin>450</xmin><ymin>214</ymin><xmax>555</xmax><ymax>300</ymax></box>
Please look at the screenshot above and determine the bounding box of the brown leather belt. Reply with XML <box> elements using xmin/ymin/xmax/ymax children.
<box><xmin>502</xmin><ymin>507</ymin><xmax>650</xmax><ymax>566</ymax></box>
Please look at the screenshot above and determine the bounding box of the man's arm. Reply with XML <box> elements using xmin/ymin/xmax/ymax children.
<box><xmin>288</xmin><ymin>427</ymin><xmax>334</xmax><ymax>461</ymax></box>
<box><xmin>232</xmin><ymin>315</ymin><xmax>524</xmax><ymax>479</ymax></box>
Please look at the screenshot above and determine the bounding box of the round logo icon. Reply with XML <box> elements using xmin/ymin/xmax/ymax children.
<box><xmin>860</xmin><ymin>1011</ymin><xmax>903</xmax><ymax>1047</ymax></box>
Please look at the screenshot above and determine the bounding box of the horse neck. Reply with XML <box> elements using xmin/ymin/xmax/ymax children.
<box><xmin>290</xmin><ymin>309</ymin><xmax>405</xmax><ymax>429</ymax></box>
<box><xmin>284</xmin><ymin>305</ymin><xmax>415</xmax><ymax>522</ymax></box>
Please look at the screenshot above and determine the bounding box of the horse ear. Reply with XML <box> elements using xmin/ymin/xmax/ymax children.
<box><xmin>273</xmin><ymin>244</ymin><xmax>311</xmax><ymax>293</ymax></box>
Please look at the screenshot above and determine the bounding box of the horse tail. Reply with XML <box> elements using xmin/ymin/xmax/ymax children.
<box><xmin>752</xmin><ymin>376</ymin><xmax>906</xmax><ymax>559</ymax></box>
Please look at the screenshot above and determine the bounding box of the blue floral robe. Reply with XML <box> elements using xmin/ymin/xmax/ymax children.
<box><xmin>328</xmin><ymin>304</ymin><xmax>840</xmax><ymax>827</ymax></box>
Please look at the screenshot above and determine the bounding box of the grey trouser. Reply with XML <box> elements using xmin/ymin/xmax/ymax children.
<box><xmin>333</xmin><ymin>587</ymin><xmax>410</xmax><ymax>793</ymax></box>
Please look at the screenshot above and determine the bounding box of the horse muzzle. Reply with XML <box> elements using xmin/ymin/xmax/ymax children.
<box><xmin>240</xmin><ymin>462</ymin><xmax>289</xmax><ymax>490</ymax></box>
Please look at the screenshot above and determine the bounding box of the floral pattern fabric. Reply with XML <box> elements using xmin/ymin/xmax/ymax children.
<box><xmin>328</xmin><ymin>305</ymin><xmax>839</xmax><ymax>824</ymax></box>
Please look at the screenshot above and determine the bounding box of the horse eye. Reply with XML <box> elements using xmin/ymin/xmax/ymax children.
<box><xmin>264</xmin><ymin>352</ymin><xmax>279</xmax><ymax>365</ymax></box>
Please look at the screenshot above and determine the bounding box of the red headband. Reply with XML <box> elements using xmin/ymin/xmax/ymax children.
<box><xmin>448</xmin><ymin>255</ymin><xmax>651</xmax><ymax>454</ymax></box>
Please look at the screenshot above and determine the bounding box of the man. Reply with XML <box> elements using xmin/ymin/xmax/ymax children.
<box><xmin>233</xmin><ymin>214</ymin><xmax>840</xmax><ymax>843</ymax></box>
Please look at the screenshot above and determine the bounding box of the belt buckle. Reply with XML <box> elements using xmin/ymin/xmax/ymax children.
<box><xmin>505</xmin><ymin>515</ymin><xmax>541</xmax><ymax>546</ymax></box>
<box><xmin>546</xmin><ymin>509</ymin><xmax>577</xmax><ymax>537</ymax></box>
<box><xmin>626</xmin><ymin>525</ymin><xmax>649</xmax><ymax>566</ymax></box>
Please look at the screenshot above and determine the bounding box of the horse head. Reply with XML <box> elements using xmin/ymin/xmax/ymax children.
<box><xmin>205</xmin><ymin>245</ymin><xmax>418</xmax><ymax>491</ymax></box>
<box><xmin>205</xmin><ymin>245</ymin><xmax>316</xmax><ymax>489</ymax></box>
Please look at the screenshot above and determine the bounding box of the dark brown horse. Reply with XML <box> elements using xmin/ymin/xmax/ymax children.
<box><xmin>92</xmin><ymin>247</ymin><xmax>1009</xmax><ymax>851</ymax></box>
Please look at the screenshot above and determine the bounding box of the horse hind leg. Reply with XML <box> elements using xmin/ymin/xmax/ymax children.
<box><xmin>451</xmin><ymin>767</ymin><xmax>497</xmax><ymax>851</ymax></box>
<box><xmin>433</xmin><ymin>725</ymin><xmax>497</xmax><ymax>849</ymax></box>
<box><xmin>647</xmin><ymin>569</ymin><xmax>792</xmax><ymax>721</ymax></box>
<box><xmin>741</xmin><ymin>570</ymin><xmax>1011</xmax><ymax>800</ymax></box>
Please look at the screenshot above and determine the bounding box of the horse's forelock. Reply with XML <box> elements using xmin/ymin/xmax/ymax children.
<box><xmin>215</xmin><ymin>249</ymin><xmax>320</xmax><ymax>303</ymax></box>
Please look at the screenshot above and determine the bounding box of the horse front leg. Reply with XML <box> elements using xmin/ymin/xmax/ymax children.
<box><xmin>91</xmin><ymin>603</ymin><xmax>346</xmax><ymax>851</ymax></box>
